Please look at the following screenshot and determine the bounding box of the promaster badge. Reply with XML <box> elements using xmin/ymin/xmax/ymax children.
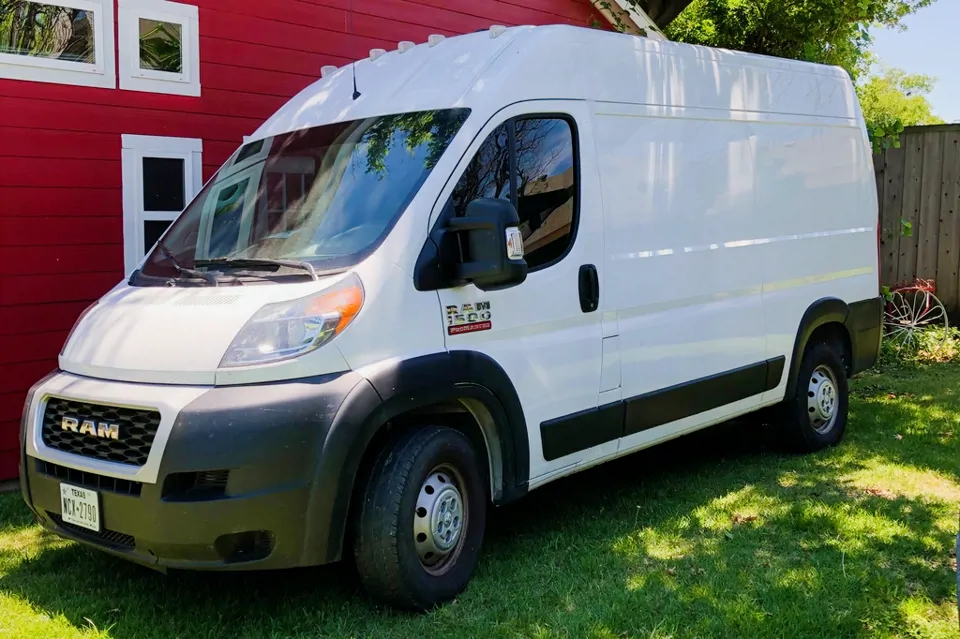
<box><xmin>446</xmin><ymin>301</ymin><xmax>492</xmax><ymax>335</ymax></box>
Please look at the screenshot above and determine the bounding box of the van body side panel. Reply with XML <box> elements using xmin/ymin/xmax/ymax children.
<box><xmin>592</xmin><ymin>103</ymin><xmax>768</xmax><ymax>455</ymax></box>
<box><xmin>751</xmin><ymin>111</ymin><xmax>879</xmax><ymax>404</ymax></box>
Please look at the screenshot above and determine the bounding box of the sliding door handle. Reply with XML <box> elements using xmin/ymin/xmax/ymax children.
<box><xmin>578</xmin><ymin>264</ymin><xmax>599</xmax><ymax>313</ymax></box>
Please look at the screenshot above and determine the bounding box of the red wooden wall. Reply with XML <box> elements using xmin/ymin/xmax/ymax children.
<box><xmin>0</xmin><ymin>0</ymin><xmax>608</xmax><ymax>480</ymax></box>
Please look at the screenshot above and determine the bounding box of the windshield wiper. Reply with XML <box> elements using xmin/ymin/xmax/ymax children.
<box><xmin>194</xmin><ymin>257</ymin><xmax>319</xmax><ymax>281</ymax></box>
<box><xmin>159</xmin><ymin>241</ymin><xmax>219</xmax><ymax>286</ymax></box>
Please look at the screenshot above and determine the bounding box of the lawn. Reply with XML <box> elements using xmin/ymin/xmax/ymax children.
<box><xmin>1</xmin><ymin>362</ymin><xmax>958</xmax><ymax>639</ymax></box>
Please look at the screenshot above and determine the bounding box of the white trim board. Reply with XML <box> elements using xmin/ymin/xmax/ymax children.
<box><xmin>609</xmin><ymin>0</ymin><xmax>667</xmax><ymax>40</ymax></box>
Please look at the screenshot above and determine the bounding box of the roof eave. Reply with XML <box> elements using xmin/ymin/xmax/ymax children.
<box><xmin>592</xmin><ymin>0</ymin><xmax>668</xmax><ymax>39</ymax></box>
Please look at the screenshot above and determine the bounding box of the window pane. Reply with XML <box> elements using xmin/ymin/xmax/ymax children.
<box><xmin>0</xmin><ymin>2</ymin><xmax>96</xmax><ymax>63</ymax></box>
<box><xmin>235</xmin><ymin>139</ymin><xmax>264</xmax><ymax>164</ymax></box>
<box><xmin>138</xmin><ymin>18</ymin><xmax>181</xmax><ymax>73</ymax></box>
<box><xmin>143</xmin><ymin>219</ymin><xmax>172</xmax><ymax>255</ymax></box>
<box><xmin>515</xmin><ymin>118</ymin><xmax>576</xmax><ymax>269</ymax></box>
<box><xmin>451</xmin><ymin>124</ymin><xmax>510</xmax><ymax>217</ymax></box>
<box><xmin>142</xmin><ymin>157</ymin><xmax>185</xmax><ymax>212</ymax></box>
<box><xmin>208</xmin><ymin>178</ymin><xmax>249</xmax><ymax>258</ymax></box>
<box><xmin>138</xmin><ymin>109</ymin><xmax>471</xmax><ymax>280</ymax></box>
<box><xmin>249</xmin><ymin>168</ymin><xmax>314</xmax><ymax>243</ymax></box>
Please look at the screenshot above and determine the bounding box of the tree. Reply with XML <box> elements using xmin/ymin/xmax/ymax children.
<box><xmin>659</xmin><ymin>0</ymin><xmax>942</xmax><ymax>149</ymax></box>
<box><xmin>663</xmin><ymin>0</ymin><xmax>935</xmax><ymax>76</ymax></box>
<box><xmin>361</xmin><ymin>109</ymin><xmax>469</xmax><ymax>178</ymax></box>
<box><xmin>856</xmin><ymin>61</ymin><xmax>944</xmax><ymax>151</ymax></box>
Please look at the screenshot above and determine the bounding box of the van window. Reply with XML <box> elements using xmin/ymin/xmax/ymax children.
<box><xmin>451</xmin><ymin>124</ymin><xmax>511</xmax><ymax>211</ymax></box>
<box><xmin>135</xmin><ymin>108</ymin><xmax>471</xmax><ymax>283</ymax></box>
<box><xmin>451</xmin><ymin>117</ymin><xmax>576</xmax><ymax>270</ymax></box>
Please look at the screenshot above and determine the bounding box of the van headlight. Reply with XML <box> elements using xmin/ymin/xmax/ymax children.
<box><xmin>219</xmin><ymin>273</ymin><xmax>364</xmax><ymax>367</ymax></box>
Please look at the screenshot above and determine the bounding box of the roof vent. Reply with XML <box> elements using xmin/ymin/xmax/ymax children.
<box><xmin>428</xmin><ymin>34</ymin><xmax>445</xmax><ymax>47</ymax></box>
<box><xmin>398</xmin><ymin>40</ymin><xmax>414</xmax><ymax>53</ymax></box>
<box><xmin>369</xmin><ymin>48</ymin><xmax>387</xmax><ymax>61</ymax></box>
<box><xmin>320</xmin><ymin>65</ymin><xmax>337</xmax><ymax>77</ymax></box>
<box><xmin>489</xmin><ymin>25</ymin><xmax>507</xmax><ymax>38</ymax></box>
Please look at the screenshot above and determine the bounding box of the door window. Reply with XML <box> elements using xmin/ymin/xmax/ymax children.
<box><xmin>451</xmin><ymin>116</ymin><xmax>577</xmax><ymax>270</ymax></box>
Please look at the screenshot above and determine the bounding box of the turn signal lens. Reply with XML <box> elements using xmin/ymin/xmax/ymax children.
<box><xmin>219</xmin><ymin>273</ymin><xmax>364</xmax><ymax>368</ymax></box>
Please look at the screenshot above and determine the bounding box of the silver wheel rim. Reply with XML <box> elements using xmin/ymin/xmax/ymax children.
<box><xmin>413</xmin><ymin>465</ymin><xmax>467</xmax><ymax>576</ymax></box>
<box><xmin>807</xmin><ymin>364</ymin><xmax>839</xmax><ymax>434</ymax></box>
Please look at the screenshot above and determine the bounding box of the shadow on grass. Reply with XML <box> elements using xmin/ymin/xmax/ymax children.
<box><xmin>1</xmin><ymin>382</ymin><xmax>957</xmax><ymax>638</ymax></box>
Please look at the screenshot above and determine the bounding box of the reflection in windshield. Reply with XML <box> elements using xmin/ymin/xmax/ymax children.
<box><xmin>137</xmin><ymin>108</ymin><xmax>470</xmax><ymax>282</ymax></box>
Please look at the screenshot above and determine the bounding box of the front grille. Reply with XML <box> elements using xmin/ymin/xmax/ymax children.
<box><xmin>42</xmin><ymin>398</ymin><xmax>160</xmax><ymax>466</ymax></box>
<box><xmin>36</xmin><ymin>459</ymin><xmax>142</xmax><ymax>496</ymax></box>
<box><xmin>49</xmin><ymin>513</ymin><xmax>136</xmax><ymax>550</ymax></box>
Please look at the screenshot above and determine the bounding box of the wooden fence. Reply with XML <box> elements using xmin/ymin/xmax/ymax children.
<box><xmin>876</xmin><ymin>124</ymin><xmax>960</xmax><ymax>313</ymax></box>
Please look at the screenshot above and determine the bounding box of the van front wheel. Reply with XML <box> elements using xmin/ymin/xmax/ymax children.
<box><xmin>352</xmin><ymin>426</ymin><xmax>486</xmax><ymax>610</ymax></box>
<box><xmin>778</xmin><ymin>342</ymin><xmax>849</xmax><ymax>452</ymax></box>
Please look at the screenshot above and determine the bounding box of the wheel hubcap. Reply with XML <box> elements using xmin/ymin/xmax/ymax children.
<box><xmin>413</xmin><ymin>467</ymin><xmax>467</xmax><ymax>574</ymax></box>
<box><xmin>808</xmin><ymin>365</ymin><xmax>839</xmax><ymax>433</ymax></box>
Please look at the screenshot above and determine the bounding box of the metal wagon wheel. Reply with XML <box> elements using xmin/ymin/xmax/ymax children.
<box><xmin>883</xmin><ymin>286</ymin><xmax>950</xmax><ymax>353</ymax></box>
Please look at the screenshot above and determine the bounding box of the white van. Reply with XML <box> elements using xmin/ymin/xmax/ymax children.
<box><xmin>19</xmin><ymin>25</ymin><xmax>881</xmax><ymax>609</ymax></box>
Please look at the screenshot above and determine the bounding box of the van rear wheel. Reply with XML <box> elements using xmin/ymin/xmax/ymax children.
<box><xmin>778</xmin><ymin>342</ymin><xmax>849</xmax><ymax>452</ymax></box>
<box><xmin>352</xmin><ymin>426</ymin><xmax>486</xmax><ymax>610</ymax></box>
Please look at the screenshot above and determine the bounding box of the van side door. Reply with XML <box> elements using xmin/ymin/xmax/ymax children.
<box><xmin>430</xmin><ymin>102</ymin><xmax>609</xmax><ymax>483</ymax></box>
<box><xmin>591</xmin><ymin>105</ymin><xmax>772</xmax><ymax>455</ymax></box>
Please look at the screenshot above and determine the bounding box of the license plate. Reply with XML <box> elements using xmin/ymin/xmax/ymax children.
<box><xmin>59</xmin><ymin>483</ymin><xmax>101</xmax><ymax>532</ymax></box>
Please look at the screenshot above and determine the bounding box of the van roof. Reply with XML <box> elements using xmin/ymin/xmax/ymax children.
<box><xmin>252</xmin><ymin>24</ymin><xmax>861</xmax><ymax>140</ymax></box>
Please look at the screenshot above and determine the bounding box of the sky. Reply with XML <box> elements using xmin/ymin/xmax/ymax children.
<box><xmin>870</xmin><ymin>0</ymin><xmax>960</xmax><ymax>123</ymax></box>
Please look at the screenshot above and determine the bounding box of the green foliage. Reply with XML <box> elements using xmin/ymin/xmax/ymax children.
<box><xmin>665</xmin><ymin>1</ymin><xmax>943</xmax><ymax>155</ymax></box>
<box><xmin>880</xmin><ymin>324</ymin><xmax>960</xmax><ymax>366</ymax></box>
<box><xmin>596</xmin><ymin>0</ymin><xmax>633</xmax><ymax>32</ymax></box>
<box><xmin>856</xmin><ymin>59</ymin><xmax>945</xmax><ymax>152</ymax></box>
<box><xmin>361</xmin><ymin>110</ymin><xmax>467</xmax><ymax>178</ymax></box>
<box><xmin>900</xmin><ymin>217</ymin><xmax>913</xmax><ymax>236</ymax></box>
<box><xmin>666</xmin><ymin>0</ymin><xmax>935</xmax><ymax>76</ymax></box>
<box><xmin>138</xmin><ymin>21</ymin><xmax>183</xmax><ymax>73</ymax></box>
<box><xmin>0</xmin><ymin>1</ymin><xmax>94</xmax><ymax>63</ymax></box>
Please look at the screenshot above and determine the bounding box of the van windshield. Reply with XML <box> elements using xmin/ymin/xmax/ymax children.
<box><xmin>136</xmin><ymin>108</ymin><xmax>470</xmax><ymax>283</ymax></box>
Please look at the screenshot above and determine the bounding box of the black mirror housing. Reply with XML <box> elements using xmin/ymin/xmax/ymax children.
<box><xmin>445</xmin><ymin>198</ymin><xmax>528</xmax><ymax>291</ymax></box>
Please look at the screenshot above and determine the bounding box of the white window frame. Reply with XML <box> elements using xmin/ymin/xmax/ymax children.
<box><xmin>0</xmin><ymin>0</ymin><xmax>116</xmax><ymax>88</ymax></box>
<box><xmin>118</xmin><ymin>0</ymin><xmax>200</xmax><ymax>96</ymax></box>
<box><xmin>121</xmin><ymin>134</ymin><xmax>203</xmax><ymax>274</ymax></box>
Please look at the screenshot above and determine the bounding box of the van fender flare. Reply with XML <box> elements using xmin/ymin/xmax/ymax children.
<box><xmin>305</xmin><ymin>351</ymin><xmax>529</xmax><ymax>564</ymax></box>
<box><xmin>784</xmin><ymin>297</ymin><xmax>850</xmax><ymax>398</ymax></box>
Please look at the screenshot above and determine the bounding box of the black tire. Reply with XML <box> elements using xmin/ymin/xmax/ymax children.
<box><xmin>352</xmin><ymin>425</ymin><xmax>486</xmax><ymax>610</ymax></box>
<box><xmin>777</xmin><ymin>341</ymin><xmax>849</xmax><ymax>452</ymax></box>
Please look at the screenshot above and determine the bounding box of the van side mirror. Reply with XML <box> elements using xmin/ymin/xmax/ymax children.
<box><xmin>445</xmin><ymin>198</ymin><xmax>528</xmax><ymax>291</ymax></box>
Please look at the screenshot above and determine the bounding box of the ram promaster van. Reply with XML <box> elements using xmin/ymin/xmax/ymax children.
<box><xmin>20</xmin><ymin>25</ymin><xmax>881</xmax><ymax>609</ymax></box>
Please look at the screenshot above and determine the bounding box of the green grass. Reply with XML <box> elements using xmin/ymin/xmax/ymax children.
<box><xmin>1</xmin><ymin>363</ymin><xmax>959</xmax><ymax>639</ymax></box>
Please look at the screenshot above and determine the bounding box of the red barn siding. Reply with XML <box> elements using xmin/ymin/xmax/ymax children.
<box><xmin>0</xmin><ymin>0</ymin><xmax>608</xmax><ymax>480</ymax></box>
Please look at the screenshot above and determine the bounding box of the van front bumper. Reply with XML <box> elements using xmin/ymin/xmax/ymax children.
<box><xmin>20</xmin><ymin>370</ymin><xmax>374</xmax><ymax>571</ymax></box>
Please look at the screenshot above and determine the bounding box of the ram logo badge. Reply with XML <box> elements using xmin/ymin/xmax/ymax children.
<box><xmin>446</xmin><ymin>301</ymin><xmax>492</xmax><ymax>335</ymax></box>
<box><xmin>61</xmin><ymin>416</ymin><xmax>120</xmax><ymax>440</ymax></box>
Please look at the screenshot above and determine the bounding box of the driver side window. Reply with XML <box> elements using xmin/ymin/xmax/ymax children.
<box><xmin>451</xmin><ymin>116</ymin><xmax>577</xmax><ymax>270</ymax></box>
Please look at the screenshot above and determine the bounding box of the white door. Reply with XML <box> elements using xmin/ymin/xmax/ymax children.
<box><xmin>434</xmin><ymin>102</ymin><xmax>609</xmax><ymax>482</ymax></box>
<box><xmin>591</xmin><ymin>106</ymin><xmax>769</xmax><ymax>456</ymax></box>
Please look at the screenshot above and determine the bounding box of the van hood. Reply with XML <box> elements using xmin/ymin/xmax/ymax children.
<box><xmin>59</xmin><ymin>279</ymin><xmax>344</xmax><ymax>386</ymax></box>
